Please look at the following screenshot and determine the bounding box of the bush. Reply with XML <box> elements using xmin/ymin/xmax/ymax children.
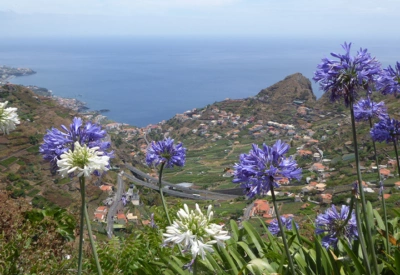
<box><xmin>7</xmin><ymin>173</ymin><xmax>21</xmax><ymax>182</ymax></box>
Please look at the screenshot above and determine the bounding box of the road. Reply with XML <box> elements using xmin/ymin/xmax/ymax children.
<box><xmin>106</xmin><ymin>172</ymin><xmax>125</xmax><ymax>238</ymax></box>
<box><xmin>243</xmin><ymin>201</ymin><xmax>255</xmax><ymax>221</ymax></box>
<box><xmin>123</xmin><ymin>164</ymin><xmax>238</xmax><ymax>201</ymax></box>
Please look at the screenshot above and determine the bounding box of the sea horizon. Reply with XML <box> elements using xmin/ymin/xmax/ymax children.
<box><xmin>3</xmin><ymin>36</ymin><xmax>399</xmax><ymax>127</ymax></box>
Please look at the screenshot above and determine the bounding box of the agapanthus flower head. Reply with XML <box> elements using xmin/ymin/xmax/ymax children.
<box><xmin>163</xmin><ymin>204</ymin><xmax>230</xmax><ymax>261</ymax></box>
<box><xmin>376</xmin><ymin>62</ymin><xmax>400</xmax><ymax>95</ymax></box>
<box><xmin>0</xmin><ymin>101</ymin><xmax>20</xmax><ymax>135</ymax></box>
<box><xmin>353</xmin><ymin>97</ymin><xmax>388</xmax><ymax>121</ymax></box>
<box><xmin>370</xmin><ymin>117</ymin><xmax>400</xmax><ymax>143</ymax></box>
<box><xmin>313</xmin><ymin>42</ymin><xmax>381</xmax><ymax>106</ymax></box>
<box><xmin>315</xmin><ymin>205</ymin><xmax>358</xmax><ymax>249</ymax></box>
<box><xmin>268</xmin><ymin>216</ymin><xmax>298</xmax><ymax>236</ymax></box>
<box><xmin>40</xmin><ymin>117</ymin><xmax>113</xmax><ymax>175</ymax></box>
<box><xmin>57</xmin><ymin>141</ymin><xmax>110</xmax><ymax>178</ymax></box>
<box><xmin>146</xmin><ymin>137</ymin><xmax>186</xmax><ymax>168</ymax></box>
<box><xmin>233</xmin><ymin>140</ymin><xmax>302</xmax><ymax>198</ymax></box>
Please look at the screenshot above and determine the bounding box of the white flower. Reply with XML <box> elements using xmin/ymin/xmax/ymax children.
<box><xmin>163</xmin><ymin>204</ymin><xmax>230</xmax><ymax>260</ymax></box>
<box><xmin>0</xmin><ymin>101</ymin><xmax>20</xmax><ymax>135</ymax></box>
<box><xmin>57</xmin><ymin>141</ymin><xmax>110</xmax><ymax>178</ymax></box>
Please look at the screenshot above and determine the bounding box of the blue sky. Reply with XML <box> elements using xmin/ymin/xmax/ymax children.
<box><xmin>1</xmin><ymin>0</ymin><xmax>399</xmax><ymax>38</ymax></box>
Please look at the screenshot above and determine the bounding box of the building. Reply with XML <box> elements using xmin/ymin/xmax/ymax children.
<box><xmin>251</xmin><ymin>199</ymin><xmax>274</xmax><ymax>219</ymax></box>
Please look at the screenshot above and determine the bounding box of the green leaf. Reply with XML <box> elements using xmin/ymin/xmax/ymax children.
<box><xmin>395</xmin><ymin>249</ymin><xmax>400</xmax><ymax>274</ymax></box>
<box><xmin>315</xmin><ymin>238</ymin><xmax>322</xmax><ymax>275</ymax></box>
<box><xmin>161</xmin><ymin>255</ymin><xmax>188</xmax><ymax>275</ymax></box>
<box><xmin>218</xmin><ymin>244</ymin><xmax>239</xmax><ymax>275</ymax></box>
<box><xmin>227</xmin><ymin>245</ymin><xmax>246</xmax><ymax>270</ymax></box>
<box><xmin>230</xmin><ymin>219</ymin><xmax>239</xmax><ymax>242</ymax></box>
<box><xmin>242</xmin><ymin>221</ymin><xmax>265</xmax><ymax>257</ymax></box>
<box><xmin>340</xmin><ymin>239</ymin><xmax>366</xmax><ymax>275</ymax></box>
<box><xmin>366</xmin><ymin>201</ymin><xmax>375</xmax><ymax>231</ymax></box>
<box><xmin>246</xmin><ymin>258</ymin><xmax>277</xmax><ymax>275</ymax></box>
<box><xmin>373</xmin><ymin>209</ymin><xmax>385</xmax><ymax>230</ymax></box>
<box><xmin>205</xmin><ymin>252</ymin><xmax>225</xmax><ymax>274</ymax></box>
<box><xmin>380</xmin><ymin>258</ymin><xmax>400</xmax><ymax>275</ymax></box>
<box><xmin>237</xmin><ymin>241</ymin><xmax>257</xmax><ymax>260</ymax></box>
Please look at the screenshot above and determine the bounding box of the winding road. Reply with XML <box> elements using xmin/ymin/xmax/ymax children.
<box><xmin>106</xmin><ymin>172</ymin><xmax>125</xmax><ymax>238</ymax></box>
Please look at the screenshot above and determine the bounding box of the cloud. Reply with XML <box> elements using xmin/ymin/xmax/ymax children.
<box><xmin>1</xmin><ymin>0</ymin><xmax>400</xmax><ymax>38</ymax></box>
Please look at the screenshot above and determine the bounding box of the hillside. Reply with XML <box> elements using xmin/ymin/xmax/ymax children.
<box><xmin>2</xmin><ymin>72</ymin><xmax>400</xmax><ymax>217</ymax></box>
<box><xmin>0</xmin><ymin>84</ymin><xmax>122</xmax><ymax>213</ymax></box>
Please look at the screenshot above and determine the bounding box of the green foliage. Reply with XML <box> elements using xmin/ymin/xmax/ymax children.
<box><xmin>0</xmin><ymin>157</ymin><xmax>18</xmax><ymax>167</ymax></box>
<box><xmin>10</xmin><ymin>189</ymin><xmax>25</xmax><ymax>198</ymax></box>
<box><xmin>31</xmin><ymin>195</ymin><xmax>56</xmax><ymax>209</ymax></box>
<box><xmin>7</xmin><ymin>172</ymin><xmax>21</xmax><ymax>182</ymax></box>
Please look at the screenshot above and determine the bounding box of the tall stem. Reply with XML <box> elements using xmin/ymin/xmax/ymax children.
<box><xmin>271</xmin><ymin>185</ymin><xmax>295</xmax><ymax>275</ymax></box>
<box><xmin>193</xmin><ymin>257</ymin><xmax>198</xmax><ymax>275</ymax></box>
<box><xmin>350</xmin><ymin>101</ymin><xmax>378</xmax><ymax>274</ymax></box>
<box><xmin>393</xmin><ymin>140</ymin><xmax>400</xmax><ymax>178</ymax></box>
<box><xmin>354</xmin><ymin>202</ymin><xmax>372</xmax><ymax>275</ymax></box>
<box><xmin>81</xmin><ymin>177</ymin><xmax>103</xmax><ymax>275</ymax></box>
<box><xmin>158</xmin><ymin>162</ymin><xmax>171</xmax><ymax>225</ymax></box>
<box><xmin>78</xmin><ymin>177</ymin><xmax>85</xmax><ymax>275</ymax></box>
<box><xmin>369</xmin><ymin>117</ymin><xmax>390</xmax><ymax>255</ymax></box>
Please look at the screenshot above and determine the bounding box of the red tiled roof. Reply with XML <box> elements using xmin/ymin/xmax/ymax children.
<box><xmin>380</xmin><ymin>168</ymin><xmax>391</xmax><ymax>176</ymax></box>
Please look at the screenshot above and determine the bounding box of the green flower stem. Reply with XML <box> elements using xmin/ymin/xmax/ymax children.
<box><xmin>81</xmin><ymin>179</ymin><xmax>103</xmax><ymax>275</ymax></box>
<box><xmin>337</xmin><ymin>196</ymin><xmax>355</xmax><ymax>233</ymax></box>
<box><xmin>354</xmin><ymin>201</ymin><xmax>372</xmax><ymax>275</ymax></box>
<box><xmin>369</xmin><ymin>117</ymin><xmax>390</xmax><ymax>255</ymax></box>
<box><xmin>350</xmin><ymin>100</ymin><xmax>379</xmax><ymax>275</ymax></box>
<box><xmin>158</xmin><ymin>162</ymin><xmax>172</xmax><ymax>225</ymax></box>
<box><xmin>78</xmin><ymin>176</ymin><xmax>85</xmax><ymax>275</ymax></box>
<box><xmin>193</xmin><ymin>257</ymin><xmax>198</xmax><ymax>275</ymax></box>
<box><xmin>271</xmin><ymin>185</ymin><xmax>295</xmax><ymax>275</ymax></box>
<box><xmin>393</xmin><ymin>140</ymin><xmax>400</xmax><ymax>178</ymax></box>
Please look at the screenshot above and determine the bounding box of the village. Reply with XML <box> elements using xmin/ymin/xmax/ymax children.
<box><xmin>82</xmin><ymin>98</ymin><xmax>400</xmax><ymax>234</ymax></box>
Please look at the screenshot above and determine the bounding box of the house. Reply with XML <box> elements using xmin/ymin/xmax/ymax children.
<box><xmin>100</xmin><ymin>185</ymin><xmax>113</xmax><ymax>193</ymax></box>
<box><xmin>131</xmin><ymin>192</ymin><xmax>140</xmax><ymax>206</ymax></box>
<box><xmin>302</xmin><ymin>185</ymin><xmax>314</xmax><ymax>193</ymax></box>
<box><xmin>94</xmin><ymin>213</ymin><xmax>106</xmax><ymax>222</ymax></box>
<box><xmin>95</xmin><ymin>206</ymin><xmax>108</xmax><ymax>214</ymax></box>
<box><xmin>319</xmin><ymin>193</ymin><xmax>332</xmax><ymax>204</ymax></box>
<box><xmin>223</xmin><ymin>169</ymin><xmax>234</xmax><ymax>178</ymax></box>
<box><xmin>126</xmin><ymin>213</ymin><xmax>138</xmax><ymax>223</ymax></box>
<box><xmin>312</xmin><ymin>163</ymin><xmax>326</xmax><ymax>172</ymax></box>
<box><xmin>297</xmin><ymin>149</ymin><xmax>313</xmax><ymax>157</ymax></box>
<box><xmin>315</xmin><ymin>183</ymin><xmax>326</xmax><ymax>192</ymax></box>
<box><xmin>116</xmin><ymin>213</ymin><xmax>128</xmax><ymax>224</ymax></box>
<box><xmin>251</xmin><ymin>199</ymin><xmax>274</xmax><ymax>218</ymax></box>
<box><xmin>94</xmin><ymin>206</ymin><xmax>108</xmax><ymax>222</ymax></box>
<box><xmin>395</xmin><ymin>181</ymin><xmax>400</xmax><ymax>190</ymax></box>
<box><xmin>387</xmin><ymin>159</ymin><xmax>398</xmax><ymax>168</ymax></box>
<box><xmin>380</xmin><ymin>168</ymin><xmax>391</xmax><ymax>178</ymax></box>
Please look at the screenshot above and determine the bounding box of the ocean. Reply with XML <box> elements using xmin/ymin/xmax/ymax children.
<box><xmin>1</xmin><ymin>36</ymin><xmax>399</xmax><ymax>127</ymax></box>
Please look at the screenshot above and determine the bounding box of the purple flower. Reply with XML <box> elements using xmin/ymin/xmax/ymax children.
<box><xmin>233</xmin><ymin>140</ymin><xmax>302</xmax><ymax>198</ymax></box>
<box><xmin>353</xmin><ymin>97</ymin><xmax>388</xmax><ymax>121</ymax></box>
<box><xmin>376</xmin><ymin>62</ymin><xmax>400</xmax><ymax>95</ymax></box>
<box><xmin>370</xmin><ymin>118</ymin><xmax>400</xmax><ymax>143</ymax></box>
<box><xmin>315</xmin><ymin>205</ymin><xmax>358</xmax><ymax>249</ymax></box>
<box><xmin>379</xmin><ymin>181</ymin><xmax>384</xmax><ymax>196</ymax></box>
<box><xmin>121</xmin><ymin>194</ymin><xmax>127</xmax><ymax>206</ymax></box>
<box><xmin>268</xmin><ymin>216</ymin><xmax>298</xmax><ymax>236</ymax></box>
<box><xmin>40</xmin><ymin>117</ymin><xmax>113</xmax><ymax>174</ymax></box>
<box><xmin>150</xmin><ymin>213</ymin><xmax>158</xmax><ymax>229</ymax></box>
<box><xmin>146</xmin><ymin>137</ymin><xmax>186</xmax><ymax>168</ymax></box>
<box><xmin>313</xmin><ymin>42</ymin><xmax>381</xmax><ymax>106</ymax></box>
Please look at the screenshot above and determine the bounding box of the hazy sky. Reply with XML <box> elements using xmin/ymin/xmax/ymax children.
<box><xmin>1</xmin><ymin>0</ymin><xmax>399</xmax><ymax>38</ymax></box>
